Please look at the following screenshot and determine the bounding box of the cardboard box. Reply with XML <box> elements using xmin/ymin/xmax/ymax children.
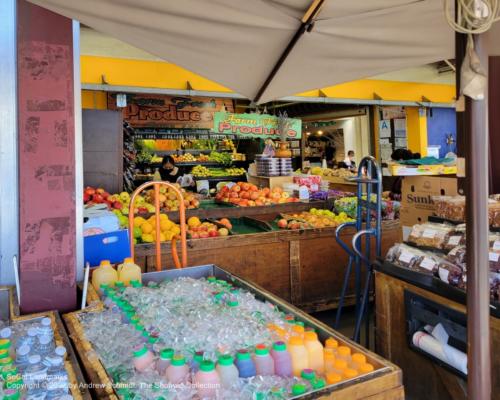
<box><xmin>400</xmin><ymin>176</ymin><xmax>458</xmax><ymax>226</ymax></box>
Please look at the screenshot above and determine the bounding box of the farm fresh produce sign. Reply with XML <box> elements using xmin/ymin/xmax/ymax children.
<box><xmin>213</xmin><ymin>112</ymin><xmax>302</xmax><ymax>139</ymax></box>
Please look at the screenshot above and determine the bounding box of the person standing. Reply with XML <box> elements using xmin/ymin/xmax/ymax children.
<box><xmin>159</xmin><ymin>155</ymin><xmax>181</xmax><ymax>183</ymax></box>
<box><xmin>339</xmin><ymin>150</ymin><xmax>356</xmax><ymax>171</ymax></box>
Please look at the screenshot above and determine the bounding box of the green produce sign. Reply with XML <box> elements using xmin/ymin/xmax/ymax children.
<box><xmin>213</xmin><ymin>112</ymin><xmax>302</xmax><ymax>139</ymax></box>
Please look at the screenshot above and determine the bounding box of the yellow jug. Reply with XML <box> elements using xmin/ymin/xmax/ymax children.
<box><xmin>91</xmin><ymin>260</ymin><xmax>118</xmax><ymax>291</ymax></box>
<box><xmin>117</xmin><ymin>257</ymin><xmax>142</xmax><ymax>286</ymax></box>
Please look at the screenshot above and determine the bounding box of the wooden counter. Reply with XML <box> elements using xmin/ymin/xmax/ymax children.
<box><xmin>375</xmin><ymin>271</ymin><xmax>499</xmax><ymax>400</ymax></box>
<box><xmin>135</xmin><ymin>219</ymin><xmax>401</xmax><ymax>313</ymax></box>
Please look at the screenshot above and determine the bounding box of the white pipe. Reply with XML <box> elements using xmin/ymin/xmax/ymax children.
<box><xmin>81</xmin><ymin>262</ymin><xmax>90</xmax><ymax>310</ymax></box>
<box><xmin>12</xmin><ymin>256</ymin><xmax>20</xmax><ymax>305</ymax></box>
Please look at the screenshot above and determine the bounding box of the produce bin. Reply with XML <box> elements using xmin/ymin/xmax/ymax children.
<box><xmin>64</xmin><ymin>265</ymin><xmax>404</xmax><ymax>399</ymax></box>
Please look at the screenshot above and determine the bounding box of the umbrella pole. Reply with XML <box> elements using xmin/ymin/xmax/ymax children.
<box><xmin>253</xmin><ymin>0</ymin><xmax>325</xmax><ymax>103</ymax></box>
<box><xmin>464</xmin><ymin>33</ymin><xmax>491</xmax><ymax>400</ymax></box>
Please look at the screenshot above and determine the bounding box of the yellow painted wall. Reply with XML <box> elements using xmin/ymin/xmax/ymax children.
<box><xmin>82</xmin><ymin>90</ymin><xmax>107</xmax><ymax>109</ymax></box>
<box><xmin>406</xmin><ymin>107</ymin><xmax>428</xmax><ymax>156</ymax></box>
<box><xmin>81</xmin><ymin>56</ymin><xmax>456</xmax><ymax>105</ymax></box>
<box><xmin>81</xmin><ymin>55</ymin><xmax>232</xmax><ymax>92</ymax></box>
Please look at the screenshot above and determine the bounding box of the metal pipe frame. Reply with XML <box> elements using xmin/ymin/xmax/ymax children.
<box><xmin>466</xmin><ymin>33</ymin><xmax>491</xmax><ymax>400</ymax></box>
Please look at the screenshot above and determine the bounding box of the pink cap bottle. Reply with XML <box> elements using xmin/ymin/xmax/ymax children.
<box><xmin>253</xmin><ymin>344</ymin><xmax>275</xmax><ymax>376</ymax></box>
<box><xmin>166</xmin><ymin>354</ymin><xmax>189</xmax><ymax>384</ymax></box>
<box><xmin>132</xmin><ymin>345</ymin><xmax>154</xmax><ymax>372</ymax></box>
<box><xmin>194</xmin><ymin>360</ymin><xmax>221</xmax><ymax>398</ymax></box>
<box><xmin>270</xmin><ymin>341</ymin><xmax>293</xmax><ymax>377</ymax></box>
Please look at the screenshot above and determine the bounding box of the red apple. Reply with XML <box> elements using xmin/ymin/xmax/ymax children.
<box><xmin>93</xmin><ymin>194</ymin><xmax>104</xmax><ymax>203</ymax></box>
<box><xmin>84</xmin><ymin>187</ymin><xmax>95</xmax><ymax>197</ymax></box>
<box><xmin>199</xmin><ymin>231</ymin><xmax>209</xmax><ymax>238</ymax></box>
<box><xmin>190</xmin><ymin>232</ymin><xmax>200</xmax><ymax>239</ymax></box>
<box><xmin>96</xmin><ymin>188</ymin><xmax>105</xmax><ymax>194</ymax></box>
<box><xmin>102</xmin><ymin>191</ymin><xmax>110</xmax><ymax>199</ymax></box>
<box><xmin>83</xmin><ymin>193</ymin><xmax>90</xmax><ymax>203</ymax></box>
<box><xmin>277</xmin><ymin>219</ymin><xmax>288</xmax><ymax>229</ymax></box>
<box><xmin>113</xmin><ymin>201</ymin><xmax>123</xmax><ymax>210</ymax></box>
<box><xmin>208</xmin><ymin>230</ymin><xmax>218</xmax><ymax>237</ymax></box>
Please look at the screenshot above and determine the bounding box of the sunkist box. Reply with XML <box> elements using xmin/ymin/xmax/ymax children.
<box><xmin>400</xmin><ymin>176</ymin><xmax>458</xmax><ymax>227</ymax></box>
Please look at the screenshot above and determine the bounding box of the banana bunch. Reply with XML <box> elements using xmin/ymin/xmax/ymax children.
<box><xmin>225</xmin><ymin>167</ymin><xmax>246</xmax><ymax>176</ymax></box>
<box><xmin>192</xmin><ymin>165</ymin><xmax>211</xmax><ymax>177</ymax></box>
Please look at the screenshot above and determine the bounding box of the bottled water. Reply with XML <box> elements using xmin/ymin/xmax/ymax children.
<box><xmin>36</xmin><ymin>335</ymin><xmax>53</xmax><ymax>356</ymax></box>
<box><xmin>37</xmin><ymin>318</ymin><xmax>54</xmax><ymax>340</ymax></box>
<box><xmin>46</xmin><ymin>356</ymin><xmax>69</xmax><ymax>399</ymax></box>
<box><xmin>16</xmin><ymin>327</ymin><xmax>38</xmax><ymax>349</ymax></box>
<box><xmin>23</xmin><ymin>354</ymin><xmax>48</xmax><ymax>397</ymax></box>
<box><xmin>16</xmin><ymin>344</ymin><xmax>31</xmax><ymax>372</ymax></box>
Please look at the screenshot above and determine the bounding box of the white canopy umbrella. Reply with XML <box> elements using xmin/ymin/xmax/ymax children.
<box><xmin>27</xmin><ymin>0</ymin><xmax>454</xmax><ymax>103</ymax></box>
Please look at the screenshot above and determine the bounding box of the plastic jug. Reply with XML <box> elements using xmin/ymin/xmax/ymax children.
<box><xmin>194</xmin><ymin>360</ymin><xmax>220</xmax><ymax>398</ymax></box>
<box><xmin>117</xmin><ymin>258</ymin><xmax>142</xmax><ymax>286</ymax></box>
<box><xmin>359</xmin><ymin>362</ymin><xmax>374</xmax><ymax>374</ymax></box>
<box><xmin>326</xmin><ymin>372</ymin><xmax>342</xmax><ymax>385</ymax></box>
<box><xmin>132</xmin><ymin>345</ymin><xmax>154</xmax><ymax>372</ymax></box>
<box><xmin>303</xmin><ymin>331</ymin><xmax>324</xmax><ymax>373</ymax></box>
<box><xmin>287</xmin><ymin>337</ymin><xmax>309</xmax><ymax>377</ymax></box>
<box><xmin>324</xmin><ymin>350</ymin><xmax>336</xmax><ymax>374</ymax></box>
<box><xmin>337</xmin><ymin>346</ymin><xmax>351</xmax><ymax>363</ymax></box>
<box><xmin>325</xmin><ymin>337</ymin><xmax>339</xmax><ymax>356</ymax></box>
<box><xmin>270</xmin><ymin>341</ymin><xmax>293</xmax><ymax>377</ymax></box>
<box><xmin>166</xmin><ymin>355</ymin><xmax>189</xmax><ymax>384</ymax></box>
<box><xmin>156</xmin><ymin>348</ymin><xmax>174</xmax><ymax>376</ymax></box>
<box><xmin>216</xmin><ymin>354</ymin><xmax>239</xmax><ymax>388</ymax></box>
<box><xmin>91</xmin><ymin>260</ymin><xmax>118</xmax><ymax>290</ymax></box>
<box><xmin>235</xmin><ymin>350</ymin><xmax>256</xmax><ymax>378</ymax></box>
<box><xmin>253</xmin><ymin>344</ymin><xmax>274</xmax><ymax>376</ymax></box>
<box><xmin>350</xmin><ymin>353</ymin><xmax>366</xmax><ymax>370</ymax></box>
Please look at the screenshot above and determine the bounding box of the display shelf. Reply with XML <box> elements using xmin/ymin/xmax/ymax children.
<box><xmin>193</xmin><ymin>174</ymin><xmax>246</xmax><ymax>182</ymax></box>
<box><xmin>374</xmin><ymin>259</ymin><xmax>500</xmax><ymax>318</ymax></box>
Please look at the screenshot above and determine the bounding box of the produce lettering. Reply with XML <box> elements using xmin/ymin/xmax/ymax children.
<box><xmin>217</xmin><ymin>122</ymin><xmax>298</xmax><ymax>138</ymax></box>
<box><xmin>125</xmin><ymin>104</ymin><xmax>212</xmax><ymax>123</ymax></box>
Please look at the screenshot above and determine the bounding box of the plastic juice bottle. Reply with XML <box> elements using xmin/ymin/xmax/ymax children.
<box><xmin>343</xmin><ymin>368</ymin><xmax>358</xmax><ymax>380</ymax></box>
<box><xmin>325</xmin><ymin>337</ymin><xmax>339</xmax><ymax>355</ymax></box>
<box><xmin>117</xmin><ymin>258</ymin><xmax>142</xmax><ymax>286</ymax></box>
<box><xmin>235</xmin><ymin>350</ymin><xmax>256</xmax><ymax>378</ymax></box>
<box><xmin>303</xmin><ymin>331</ymin><xmax>324</xmax><ymax>373</ymax></box>
<box><xmin>326</xmin><ymin>372</ymin><xmax>342</xmax><ymax>385</ymax></box>
<box><xmin>0</xmin><ymin>339</ymin><xmax>13</xmax><ymax>359</ymax></box>
<box><xmin>3</xmin><ymin>389</ymin><xmax>20</xmax><ymax>400</ymax></box>
<box><xmin>291</xmin><ymin>383</ymin><xmax>307</xmax><ymax>396</ymax></box>
<box><xmin>156</xmin><ymin>348</ymin><xmax>174</xmax><ymax>376</ymax></box>
<box><xmin>91</xmin><ymin>260</ymin><xmax>118</xmax><ymax>290</ymax></box>
<box><xmin>312</xmin><ymin>378</ymin><xmax>326</xmax><ymax>390</ymax></box>
<box><xmin>132</xmin><ymin>345</ymin><xmax>154</xmax><ymax>372</ymax></box>
<box><xmin>166</xmin><ymin>355</ymin><xmax>189</xmax><ymax>384</ymax></box>
<box><xmin>290</xmin><ymin>325</ymin><xmax>305</xmax><ymax>339</ymax></box>
<box><xmin>287</xmin><ymin>337</ymin><xmax>309</xmax><ymax>377</ymax></box>
<box><xmin>337</xmin><ymin>346</ymin><xmax>351</xmax><ymax>363</ymax></box>
<box><xmin>332</xmin><ymin>359</ymin><xmax>348</xmax><ymax>375</ymax></box>
<box><xmin>301</xmin><ymin>368</ymin><xmax>316</xmax><ymax>383</ymax></box>
<box><xmin>216</xmin><ymin>354</ymin><xmax>239</xmax><ymax>388</ymax></box>
<box><xmin>253</xmin><ymin>344</ymin><xmax>274</xmax><ymax>376</ymax></box>
<box><xmin>324</xmin><ymin>351</ymin><xmax>336</xmax><ymax>374</ymax></box>
<box><xmin>350</xmin><ymin>353</ymin><xmax>366</xmax><ymax>370</ymax></box>
<box><xmin>270</xmin><ymin>341</ymin><xmax>293</xmax><ymax>377</ymax></box>
<box><xmin>194</xmin><ymin>360</ymin><xmax>220</xmax><ymax>399</ymax></box>
<box><xmin>191</xmin><ymin>351</ymin><xmax>204</xmax><ymax>373</ymax></box>
<box><xmin>358</xmin><ymin>363</ymin><xmax>374</xmax><ymax>374</ymax></box>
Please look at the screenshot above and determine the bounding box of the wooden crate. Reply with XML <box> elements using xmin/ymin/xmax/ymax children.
<box><xmin>247</xmin><ymin>174</ymin><xmax>294</xmax><ymax>189</ymax></box>
<box><xmin>13</xmin><ymin>311</ymin><xmax>91</xmax><ymax>399</ymax></box>
<box><xmin>375</xmin><ymin>271</ymin><xmax>500</xmax><ymax>400</ymax></box>
<box><xmin>64</xmin><ymin>265</ymin><xmax>404</xmax><ymax>399</ymax></box>
<box><xmin>135</xmin><ymin>220</ymin><xmax>401</xmax><ymax>312</ymax></box>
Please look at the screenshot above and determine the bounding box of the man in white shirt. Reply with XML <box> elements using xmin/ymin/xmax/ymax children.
<box><xmin>340</xmin><ymin>150</ymin><xmax>356</xmax><ymax>171</ymax></box>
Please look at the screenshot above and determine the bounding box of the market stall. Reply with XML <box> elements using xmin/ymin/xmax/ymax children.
<box><xmin>64</xmin><ymin>265</ymin><xmax>404</xmax><ymax>399</ymax></box>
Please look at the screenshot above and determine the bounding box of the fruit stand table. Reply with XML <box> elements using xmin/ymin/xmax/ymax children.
<box><xmin>134</xmin><ymin>218</ymin><xmax>401</xmax><ymax>313</ymax></box>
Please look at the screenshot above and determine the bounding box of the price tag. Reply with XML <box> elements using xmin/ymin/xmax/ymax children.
<box><xmin>448</xmin><ymin>236</ymin><xmax>462</xmax><ymax>246</ymax></box>
<box><xmin>422</xmin><ymin>229</ymin><xmax>436</xmax><ymax>239</ymax></box>
<box><xmin>494</xmin><ymin>241</ymin><xmax>500</xmax><ymax>251</ymax></box>
<box><xmin>398</xmin><ymin>251</ymin><xmax>414</xmax><ymax>263</ymax></box>
<box><xmin>438</xmin><ymin>267</ymin><xmax>450</xmax><ymax>283</ymax></box>
<box><xmin>489</xmin><ymin>252</ymin><xmax>500</xmax><ymax>262</ymax></box>
<box><xmin>420</xmin><ymin>257</ymin><xmax>436</xmax><ymax>271</ymax></box>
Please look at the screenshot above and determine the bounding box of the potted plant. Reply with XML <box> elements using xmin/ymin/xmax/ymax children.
<box><xmin>275</xmin><ymin>112</ymin><xmax>292</xmax><ymax>158</ymax></box>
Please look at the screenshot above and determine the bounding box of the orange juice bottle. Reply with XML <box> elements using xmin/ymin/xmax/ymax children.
<box><xmin>117</xmin><ymin>257</ymin><xmax>142</xmax><ymax>286</ymax></box>
<box><xmin>287</xmin><ymin>337</ymin><xmax>309</xmax><ymax>376</ymax></box>
<box><xmin>303</xmin><ymin>331</ymin><xmax>324</xmax><ymax>373</ymax></box>
<box><xmin>350</xmin><ymin>353</ymin><xmax>366</xmax><ymax>370</ymax></box>
<box><xmin>91</xmin><ymin>260</ymin><xmax>118</xmax><ymax>290</ymax></box>
<box><xmin>324</xmin><ymin>350</ymin><xmax>336</xmax><ymax>374</ymax></box>
<box><xmin>358</xmin><ymin>362</ymin><xmax>374</xmax><ymax>374</ymax></box>
<box><xmin>325</xmin><ymin>337</ymin><xmax>339</xmax><ymax>356</ymax></box>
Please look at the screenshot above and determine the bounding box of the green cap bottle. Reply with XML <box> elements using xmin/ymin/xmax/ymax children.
<box><xmin>236</xmin><ymin>350</ymin><xmax>251</xmax><ymax>360</ymax></box>
<box><xmin>255</xmin><ymin>344</ymin><xmax>269</xmax><ymax>356</ymax></box>
<box><xmin>3</xmin><ymin>389</ymin><xmax>20</xmax><ymax>400</ymax></box>
<box><xmin>291</xmin><ymin>384</ymin><xmax>307</xmax><ymax>396</ymax></box>
<box><xmin>272</xmin><ymin>341</ymin><xmax>287</xmax><ymax>352</ymax></box>
<box><xmin>301</xmin><ymin>368</ymin><xmax>316</xmax><ymax>381</ymax></box>
<box><xmin>171</xmin><ymin>354</ymin><xmax>186</xmax><ymax>366</ymax></box>
<box><xmin>218</xmin><ymin>354</ymin><xmax>234</xmax><ymax>366</ymax></box>
<box><xmin>159</xmin><ymin>348</ymin><xmax>174</xmax><ymax>360</ymax></box>
<box><xmin>133</xmin><ymin>346</ymin><xmax>148</xmax><ymax>358</ymax></box>
<box><xmin>312</xmin><ymin>378</ymin><xmax>326</xmax><ymax>390</ymax></box>
<box><xmin>199</xmin><ymin>360</ymin><xmax>215</xmax><ymax>372</ymax></box>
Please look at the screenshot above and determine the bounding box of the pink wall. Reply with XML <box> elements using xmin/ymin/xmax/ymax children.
<box><xmin>17</xmin><ymin>0</ymin><xmax>76</xmax><ymax>312</ymax></box>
